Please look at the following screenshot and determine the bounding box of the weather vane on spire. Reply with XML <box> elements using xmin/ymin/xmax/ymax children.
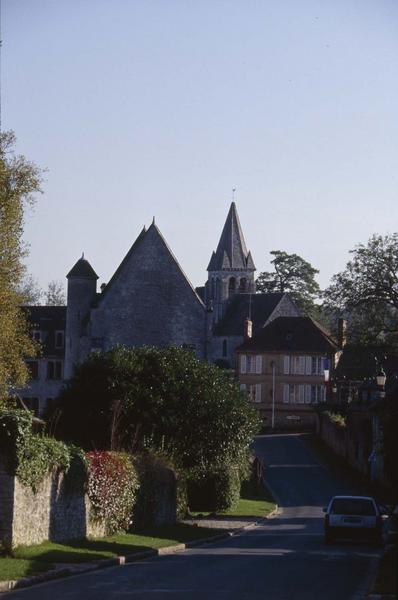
<box><xmin>232</xmin><ymin>188</ymin><xmax>236</xmax><ymax>202</ymax></box>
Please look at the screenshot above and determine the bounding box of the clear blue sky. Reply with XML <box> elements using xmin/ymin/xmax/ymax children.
<box><xmin>2</xmin><ymin>0</ymin><xmax>398</xmax><ymax>291</ymax></box>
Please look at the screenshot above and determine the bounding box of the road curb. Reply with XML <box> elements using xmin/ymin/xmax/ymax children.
<box><xmin>0</xmin><ymin>506</ymin><xmax>278</xmax><ymax>594</ymax></box>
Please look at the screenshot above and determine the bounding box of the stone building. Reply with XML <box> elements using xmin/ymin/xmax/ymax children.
<box><xmin>20</xmin><ymin>202</ymin><xmax>300</xmax><ymax>413</ymax></box>
<box><xmin>236</xmin><ymin>316</ymin><xmax>341</xmax><ymax>428</ymax></box>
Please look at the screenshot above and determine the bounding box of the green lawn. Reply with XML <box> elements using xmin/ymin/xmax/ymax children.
<box><xmin>0</xmin><ymin>484</ymin><xmax>275</xmax><ymax>583</ymax></box>
<box><xmin>0</xmin><ymin>558</ymin><xmax>54</xmax><ymax>582</ymax></box>
<box><xmin>0</xmin><ymin>522</ymin><xmax>223</xmax><ymax>582</ymax></box>
<box><xmin>193</xmin><ymin>480</ymin><xmax>276</xmax><ymax>519</ymax></box>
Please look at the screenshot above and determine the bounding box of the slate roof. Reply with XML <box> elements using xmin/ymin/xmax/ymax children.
<box><xmin>237</xmin><ymin>316</ymin><xmax>339</xmax><ymax>353</ymax></box>
<box><xmin>98</xmin><ymin>222</ymin><xmax>205</xmax><ymax>307</ymax></box>
<box><xmin>207</xmin><ymin>203</ymin><xmax>255</xmax><ymax>271</ymax></box>
<box><xmin>195</xmin><ymin>286</ymin><xmax>205</xmax><ymax>302</ymax></box>
<box><xmin>214</xmin><ymin>293</ymin><xmax>285</xmax><ymax>336</ymax></box>
<box><xmin>23</xmin><ymin>306</ymin><xmax>66</xmax><ymax>356</ymax></box>
<box><xmin>67</xmin><ymin>257</ymin><xmax>98</xmax><ymax>279</ymax></box>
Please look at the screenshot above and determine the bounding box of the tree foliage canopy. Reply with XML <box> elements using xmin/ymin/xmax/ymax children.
<box><xmin>324</xmin><ymin>234</ymin><xmax>398</xmax><ymax>344</ymax></box>
<box><xmin>54</xmin><ymin>346</ymin><xmax>260</xmax><ymax>471</ymax></box>
<box><xmin>0</xmin><ymin>132</ymin><xmax>42</xmax><ymax>398</ymax></box>
<box><xmin>256</xmin><ymin>250</ymin><xmax>320</xmax><ymax>314</ymax></box>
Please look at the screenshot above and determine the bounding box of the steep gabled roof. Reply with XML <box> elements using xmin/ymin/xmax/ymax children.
<box><xmin>237</xmin><ymin>316</ymin><xmax>339</xmax><ymax>353</ymax></box>
<box><xmin>214</xmin><ymin>293</ymin><xmax>284</xmax><ymax>336</ymax></box>
<box><xmin>207</xmin><ymin>203</ymin><xmax>255</xmax><ymax>271</ymax></box>
<box><xmin>98</xmin><ymin>222</ymin><xmax>205</xmax><ymax>307</ymax></box>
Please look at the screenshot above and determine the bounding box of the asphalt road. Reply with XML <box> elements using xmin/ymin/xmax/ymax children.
<box><xmin>6</xmin><ymin>433</ymin><xmax>380</xmax><ymax>600</ymax></box>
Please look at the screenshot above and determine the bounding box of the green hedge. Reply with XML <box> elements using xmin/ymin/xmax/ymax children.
<box><xmin>186</xmin><ymin>463</ymin><xmax>241</xmax><ymax>513</ymax></box>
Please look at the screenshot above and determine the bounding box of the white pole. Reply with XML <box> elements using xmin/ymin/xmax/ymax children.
<box><xmin>271</xmin><ymin>361</ymin><xmax>276</xmax><ymax>430</ymax></box>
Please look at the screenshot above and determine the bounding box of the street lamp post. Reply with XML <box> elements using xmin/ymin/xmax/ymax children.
<box><xmin>376</xmin><ymin>366</ymin><xmax>386</xmax><ymax>401</ymax></box>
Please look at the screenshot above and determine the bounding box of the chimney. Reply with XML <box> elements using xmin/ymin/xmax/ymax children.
<box><xmin>338</xmin><ymin>318</ymin><xmax>347</xmax><ymax>348</ymax></box>
<box><xmin>244</xmin><ymin>318</ymin><xmax>253</xmax><ymax>340</ymax></box>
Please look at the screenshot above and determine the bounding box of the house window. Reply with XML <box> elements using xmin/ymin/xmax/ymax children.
<box><xmin>240</xmin><ymin>354</ymin><xmax>247</xmax><ymax>374</ymax></box>
<box><xmin>248</xmin><ymin>384</ymin><xmax>262</xmax><ymax>403</ymax></box>
<box><xmin>55</xmin><ymin>331</ymin><xmax>64</xmax><ymax>349</ymax></box>
<box><xmin>311</xmin><ymin>356</ymin><xmax>324</xmax><ymax>375</ymax></box>
<box><xmin>222</xmin><ymin>339</ymin><xmax>228</xmax><ymax>357</ymax></box>
<box><xmin>239</xmin><ymin>278</ymin><xmax>247</xmax><ymax>293</ymax></box>
<box><xmin>283</xmin><ymin>384</ymin><xmax>290</xmax><ymax>403</ymax></box>
<box><xmin>247</xmin><ymin>355</ymin><xmax>255</xmax><ymax>373</ymax></box>
<box><xmin>26</xmin><ymin>360</ymin><xmax>39</xmax><ymax>380</ymax></box>
<box><xmin>289</xmin><ymin>384</ymin><xmax>295</xmax><ymax>403</ymax></box>
<box><xmin>32</xmin><ymin>330</ymin><xmax>42</xmax><ymax>342</ymax></box>
<box><xmin>47</xmin><ymin>360</ymin><xmax>63</xmax><ymax>380</ymax></box>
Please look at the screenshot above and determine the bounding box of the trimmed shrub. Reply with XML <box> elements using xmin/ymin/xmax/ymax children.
<box><xmin>87</xmin><ymin>451</ymin><xmax>139</xmax><ymax>534</ymax></box>
<box><xmin>132</xmin><ymin>452</ymin><xmax>177</xmax><ymax>529</ymax></box>
<box><xmin>187</xmin><ymin>463</ymin><xmax>241</xmax><ymax>513</ymax></box>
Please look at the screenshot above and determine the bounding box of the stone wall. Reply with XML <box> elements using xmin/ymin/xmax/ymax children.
<box><xmin>0</xmin><ymin>460</ymin><xmax>105</xmax><ymax>549</ymax></box>
<box><xmin>316</xmin><ymin>412</ymin><xmax>371</xmax><ymax>478</ymax></box>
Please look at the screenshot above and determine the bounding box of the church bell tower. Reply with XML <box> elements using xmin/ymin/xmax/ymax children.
<box><xmin>206</xmin><ymin>202</ymin><xmax>255</xmax><ymax>323</ymax></box>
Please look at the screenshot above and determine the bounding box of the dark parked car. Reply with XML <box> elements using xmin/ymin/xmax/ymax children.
<box><xmin>323</xmin><ymin>495</ymin><xmax>388</xmax><ymax>545</ymax></box>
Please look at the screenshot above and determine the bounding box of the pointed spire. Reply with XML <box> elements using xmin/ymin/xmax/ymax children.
<box><xmin>207</xmin><ymin>202</ymin><xmax>255</xmax><ymax>271</ymax></box>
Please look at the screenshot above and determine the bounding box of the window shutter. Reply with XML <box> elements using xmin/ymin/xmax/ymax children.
<box><xmin>255</xmin><ymin>384</ymin><xmax>262</xmax><ymax>403</ymax></box>
<box><xmin>283</xmin><ymin>384</ymin><xmax>289</xmax><ymax>404</ymax></box>
<box><xmin>283</xmin><ymin>355</ymin><xmax>290</xmax><ymax>374</ymax></box>
<box><xmin>255</xmin><ymin>355</ymin><xmax>262</xmax><ymax>374</ymax></box>
<box><xmin>305</xmin><ymin>356</ymin><xmax>312</xmax><ymax>375</ymax></box>
<box><xmin>298</xmin><ymin>385</ymin><xmax>305</xmax><ymax>403</ymax></box>
<box><xmin>240</xmin><ymin>354</ymin><xmax>247</xmax><ymax>374</ymax></box>
<box><xmin>299</xmin><ymin>356</ymin><xmax>306</xmax><ymax>375</ymax></box>
<box><xmin>305</xmin><ymin>385</ymin><xmax>311</xmax><ymax>403</ymax></box>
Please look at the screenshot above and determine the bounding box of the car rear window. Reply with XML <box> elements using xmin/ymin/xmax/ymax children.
<box><xmin>330</xmin><ymin>498</ymin><xmax>376</xmax><ymax>516</ymax></box>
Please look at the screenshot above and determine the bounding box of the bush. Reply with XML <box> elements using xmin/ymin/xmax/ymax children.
<box><xmin>325</xmin><ymin>411</ymin><xmax>346</xmax><ymax>428</ymax></box>
<box><xmin>54</xmin><ymin>347</ymin><xmax>260</xmax><ymax>478</ymax></box>
<box><xmin>132</xmin><ymin>452</ymin><xmax>177</xmax><ymax>529</ymax></box>
<box><xmin>187</xmin><ymin>463</ymin><xmax>241</xmax><ymax>513</ymax></box>
<box><xmin>0</xmin><ymin>408</ymin><xmax>86</xmax><ymax>492</ymax></box>
<box><xmin>87</xmin><ymin>451</ymin><xmax>139</xmax><ymax>534</ymax></box>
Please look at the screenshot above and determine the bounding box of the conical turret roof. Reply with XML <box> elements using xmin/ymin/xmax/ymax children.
<box><xmin>207</xmin><ymin>202</ymin><xmax>255</xmax><ymax>271</ymax></box>
<box><xmin>66</xmin><ymin>257</ymin><xmax>98</xmax><ymax>279</ymax></box>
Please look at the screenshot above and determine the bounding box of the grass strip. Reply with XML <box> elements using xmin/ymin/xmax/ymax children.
<box><xmin>192</xmin><ymin>479</ymin><xmax>276</xmax><ymax>519</ymax></box>
<box><xmin>0</xmin><ymin>558</ymin><xmax>54</xmax><ymax>582</ymax></box>
<box><xmin>6</xmin><ymin>523</ymin><xmax>223</xmax><ymax>566</ymax></box>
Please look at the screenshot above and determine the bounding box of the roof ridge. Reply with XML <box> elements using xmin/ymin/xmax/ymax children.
<box><xmin>147</xmin><ymin>222</ymin><xmax>205</xmax><ymax>307</ymax></box>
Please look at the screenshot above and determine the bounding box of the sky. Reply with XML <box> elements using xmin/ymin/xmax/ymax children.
<box><xmin>2</xmin><ymin>0</ymin><xmax>398</xmax><ymax>293</ymax></box>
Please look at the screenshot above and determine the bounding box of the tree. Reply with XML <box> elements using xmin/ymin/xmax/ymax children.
<box><xmin>54</xmin><ymin>346</ymin><xmax>260</xmax><ymax>472</ymax></box>
<box><xmin>18</xmin><ymin>274</ymin><xmax>42</xmax><ymax>305</ymax></box>
<box><xmin>324</xmin><ymin>234</ymin><xmax>398</xmax><ymax>344</ymax></box>
<box><xmin>256</xmin><ymin>250</ymin><xmax>321</xmax><ymax>314</ymax></box>
<box><xmin>0</xmin><ymin>132</ymin><xmax>42</xmax><ymax>399</ymax></box>
<box><xmin>45</xmin><ymin>280</ymin><xmax>65</xmax><ymax>305</ymax></box>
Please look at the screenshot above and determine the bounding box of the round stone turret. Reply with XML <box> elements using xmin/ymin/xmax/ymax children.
<box><xmin>64</xmin><ymin>257</ymin><xmax>98</xmax><ymax>378</ymax></box>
